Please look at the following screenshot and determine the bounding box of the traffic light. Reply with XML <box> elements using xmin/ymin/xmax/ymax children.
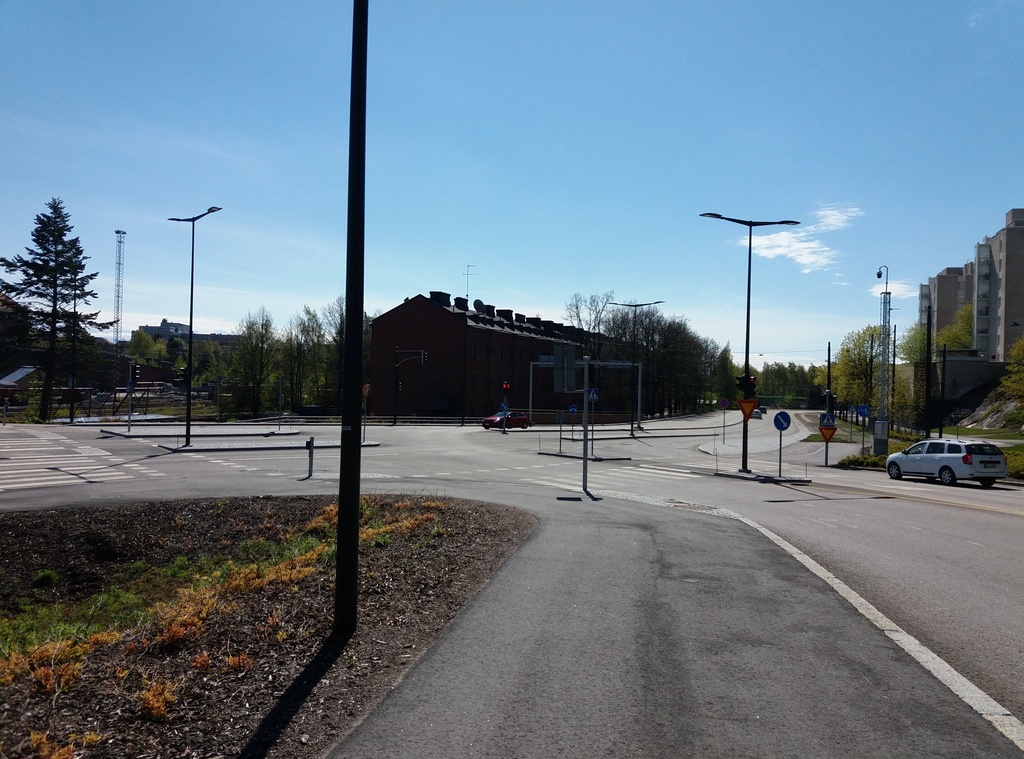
<box><xmin>735</xmin><ymin>374</ymin><xmax>756</xmax><ymax>398</ymax></box>
<box><xmin>501</xmin><ymin>381</ymin><xmax>511</xmax><ymax>395</ymax></box>
<box><xmin>132</xmin><ymin>363</ymin><xmax>141</xmax><ymax>382</ymax></box>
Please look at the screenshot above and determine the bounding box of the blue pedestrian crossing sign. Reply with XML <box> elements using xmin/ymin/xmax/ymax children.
<box><xmin>819</xmin><ymin>412</ymin><xmax>836</xmax><ymax>428</ymax></box>
<box><xmin>587</xmin><ymin>387</ymin><xmax>599</xmax><ymax>402</ymax></box>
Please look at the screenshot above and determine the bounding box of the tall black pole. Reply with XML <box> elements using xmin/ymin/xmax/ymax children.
<box><xmin>169</xmin><ymin>206</ymin><xmax>221</xmax><ymax>447</ymax></box>
<box><xmin>742</xmin><ymin>225</ymin><xmax>752</xmax><ymax>472</ymax></box>
<box><xmin>924</xmin><ymin>305</ymin><xmax>933</xmax><ymax>437</ymax></box>
<box><xmin>69</xmin><ymin>286</ymin><xmax>78</xmax><ymax>424</ymax></box>
<box><xmin>700</xmin><ymin>214</ymin><xmax>799</xmax><ymax>474</ymax></box>
<box><xmin>336</xmin><ymin>0</ymin><xmax>368</xmax><ymax>639</ymax></box>
<box><xmin>631</xmin><ymin>315</ymin><xmax>637</xmax><ymax>436</ymax></box>
<box><xmin>186</xmin><ymin>219</ymin><xmax>196</xmax><ymax>447</ymax></box>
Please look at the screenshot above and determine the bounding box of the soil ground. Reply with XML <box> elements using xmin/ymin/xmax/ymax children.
<box><xmin>0</xmin><ymin>494</ymin><xmax>536</xmax><ymax>758</ymax></box>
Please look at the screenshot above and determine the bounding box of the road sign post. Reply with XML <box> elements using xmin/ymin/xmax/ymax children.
<box><xmin>819</xmin><ymin>412</ymin><xmax>837</xmax><ymax>466</ymax></box>
<box><xmin>857</xmin><ymin>404</ymin><xmax>870</xmax><ymax>451</ymax></box>
<box><xmin>774</xmin><ymin>411</ymin><xmax>792</xmax><ymax>477</ymax></box>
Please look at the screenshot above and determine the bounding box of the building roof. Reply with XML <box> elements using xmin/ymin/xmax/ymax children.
<box><xmin>378</xmin><ymin>291</ymin><xmax>587</xmax><ymax>345</ymax></box>
<box><xmin>0</xmin><ymin>366</ymin><xmax>38</xmax><ymax>387</ymax></box>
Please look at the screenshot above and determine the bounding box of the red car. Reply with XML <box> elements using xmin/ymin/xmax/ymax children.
<box><xmin>481</xmin><ymin>411</ymin><xmax>530</xmax><ymax>429</ymax></box>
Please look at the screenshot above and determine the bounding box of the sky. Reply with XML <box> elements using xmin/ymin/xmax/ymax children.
<box><xmin>3</xmin><ymin>1</ymin><xmax>1023</xmax><ymax>371</ymax></box>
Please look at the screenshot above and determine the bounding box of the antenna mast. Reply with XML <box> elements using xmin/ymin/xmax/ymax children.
<box><xmin>114</xmin><ymin>230</ymin><xmax>126</xmax><ymax>365</ymax></box>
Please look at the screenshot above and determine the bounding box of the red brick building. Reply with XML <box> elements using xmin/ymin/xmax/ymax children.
<box><xmin>368</xmin><ymin>291</ymin><xmax>587</xmax><ymax>421</ymax></box>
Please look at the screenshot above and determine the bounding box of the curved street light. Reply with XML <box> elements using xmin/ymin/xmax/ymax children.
<box><xmin>610</xmin><ymin>300</ymin><xmax>664</xmax><ymax>436</ymax></box>
<box><xmin>168</xmin><ymin>206</ymin><xmax>222</xmax><ymax>447</ymax></box>
<box><xmin>700</xmin><ymin>213</ymin><xmax>800</xmax><ymax>472</ymax></box>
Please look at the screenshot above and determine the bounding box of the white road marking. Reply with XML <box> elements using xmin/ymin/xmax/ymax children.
<box><xmin>727</xmin><ymin>511</ymin><xmax>1024</xmax><ymax>752</ymax></box>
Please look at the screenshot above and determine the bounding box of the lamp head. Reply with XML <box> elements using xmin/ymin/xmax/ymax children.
<box><xmin>877</xmin><ymin>269</ymin><xmax>883</xmax><ymax>279</ymax></box>
<box><xmin>207</xmin><ymin>207</ymin><xmax>222</xmax><ymax>214</ymax></box>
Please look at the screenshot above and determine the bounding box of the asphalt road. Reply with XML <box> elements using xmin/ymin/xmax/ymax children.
<box><xmin>1</xmin><ymin>418</ymin><xmax>1022</xmax><ymax>756</ymax></box>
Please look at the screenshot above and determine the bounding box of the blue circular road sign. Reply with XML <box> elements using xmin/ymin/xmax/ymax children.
<box><xmin>858</xmin><ymin>404</ymin><xmax>870</xmax><ymax>418</ymax></box>
<box><xmin>774</xmin><ymin>410</ymin><xmax>791</xmax><ymax>431</ymax></box>
<box><xmin>569</xmin><ymin>404</ymin><xmax>577</xmax><ymax>415</ymax></box>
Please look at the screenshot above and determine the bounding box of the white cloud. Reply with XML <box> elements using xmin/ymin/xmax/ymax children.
<box><xmin>809</xmin><ymin>205</ymin><xmax>865</xmax><ymax>232</ymax></box>
<box><xmin>871</xmin><ymin>279</ymin><xmax>918</xmax><ymax>299</ymax></box>
<box><xmin>737</xmin><ymin>204</ymin><xmax>864</xmax><ymax>273</ymax></box>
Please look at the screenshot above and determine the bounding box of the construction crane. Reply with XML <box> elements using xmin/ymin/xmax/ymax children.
<box><xmin>114</xmin><ymin>230</ymin><xmax>126</xmax><ymax>369</ymax></box>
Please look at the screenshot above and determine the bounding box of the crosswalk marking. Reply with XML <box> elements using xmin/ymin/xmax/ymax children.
<box><xmin>0</xmin><ymin>430</ymin><xmax>153</xmax><ymax>493</ymax></box>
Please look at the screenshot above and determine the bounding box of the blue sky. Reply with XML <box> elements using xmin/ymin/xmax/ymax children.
<box><xmin>3</xmin><ymin>1</ymin><xmax>1022</xmax><ymax>369</ymax></box>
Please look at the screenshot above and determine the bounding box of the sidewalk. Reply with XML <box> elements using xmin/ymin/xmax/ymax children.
<box><xmin>325</xmin><ymin>487</ymin><xmax>1022</xmax><ymax>758</ymax></box>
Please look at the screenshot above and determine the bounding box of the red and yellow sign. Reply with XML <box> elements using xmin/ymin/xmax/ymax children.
<box><xmin>737</xmin><ymin>398</ymin><xmax>759</xmax><ymax>420</ymax></box>
<box><xmin>819</xmin><ymin>426</ymin><xmax>837</xmax><ymax>443</ymax></box>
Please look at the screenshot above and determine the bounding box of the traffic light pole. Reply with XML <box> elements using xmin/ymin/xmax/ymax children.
<box><xmin>500</xmin><ymin>380</ymin><xmax>511</xmax><ymax>434</ymax></box>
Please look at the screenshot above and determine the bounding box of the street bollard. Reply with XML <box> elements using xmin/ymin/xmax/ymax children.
<box><xmin>306</xmin><ymin>436</ymin><xmax>315</xmax><ymax>478</ymax></box>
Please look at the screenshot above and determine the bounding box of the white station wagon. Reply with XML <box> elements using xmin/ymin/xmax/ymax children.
<box><xmin>885</xmin><ymin>438</ymin><xmax>1007</xmax><ymax>487</ymax></box>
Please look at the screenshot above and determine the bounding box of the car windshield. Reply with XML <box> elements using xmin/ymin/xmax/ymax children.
<box><xmin>966</xmin><ymin>443</ymin><xmax>1001</xmax><ymax>455</ymax></box>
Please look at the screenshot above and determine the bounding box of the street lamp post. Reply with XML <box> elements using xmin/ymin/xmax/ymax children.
<box><xmin>610</xmin><ymin>300</ymin><xmax>663</xmax><ymax>436</ymax></box>
<box><xmin>168</xmin><ymin>206</ymin><xmax>221</xmax><ymax>447</ymax></box>
<box><xmin>700</xmin><ymin>213</ymin><xmax>800</xmax><ymax>473</ymax></box>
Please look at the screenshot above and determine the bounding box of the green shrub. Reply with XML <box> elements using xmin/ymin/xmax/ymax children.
<box><xmin>31</xmin><ymin>569</ymin><xmax>59</xmax><ymax>588</ymax></box>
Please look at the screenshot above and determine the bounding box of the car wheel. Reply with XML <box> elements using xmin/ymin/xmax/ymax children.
<box><xmin>938</xmin><ymin>466</ymin><xmax>957</xmax><ymax>486</ymax></box>
<box><xmin>979</xmin><ymin>478</ymin><xmax>996</xmax><ymax>489</ymax></box>
<box><xmin>522</xmin><ymin>422</ymin><xmax>529</xmax><ymax>429</ymax></box>
<box><xmin>886</xmin><ymin>462</ymin><xmax>902</xmax><ymax>480</ymax></box>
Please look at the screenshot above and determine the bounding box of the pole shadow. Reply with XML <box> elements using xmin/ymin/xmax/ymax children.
<box><xmin>237</xmin><ymin>628</ymin><xmax>352</xmax><ymax>758</ymax></box>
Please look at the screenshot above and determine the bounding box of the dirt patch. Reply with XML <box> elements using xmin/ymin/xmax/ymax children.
<box><xmin>0</xmin><ymin>495</ymin><xmax>536</xmax><ymax>758</ymax></box>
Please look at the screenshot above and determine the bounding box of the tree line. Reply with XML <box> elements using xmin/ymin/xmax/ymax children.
<box><xmin>563</xmin><ymin>291</ymin><xmax>828</xmax><ymax>415</ymax></box>
<box><xmin>7</xmin><ymin>200</ymin><xmax>1021</xmax><ymax>425</ymax></box>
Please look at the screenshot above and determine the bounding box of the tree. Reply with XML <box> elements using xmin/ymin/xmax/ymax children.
<box><xmin>323</xmin><ymin>296</ymin><xmax>346</xmax><ymax>412</ymax></box>
<box><xmin>831</xmin><ymin>325</ymin><xmax>885</xmax><ymax>412</ymax></box>
<box><xmin>564</xmin><ymin>291</ymin><xmax>614</xmax><ymax>359</ymax></box>
<box><xmin>0</xmin><ymin>198</ymin><xmax>112</xmax><ymax>420</ymax></box>
<box><xmin>232</xmin><ymin>307</ymin><xmax>278</xmax><ymax>417</ymax></box>
<box><xmin>935</xmin><ymin>303</ymin><xmax>973</xmax><ymax>350</ymax></box>
<box><xmin>1000</xmin><ymin>334</ymin><xmax>1024</xmax><ymax>401</ymax></box>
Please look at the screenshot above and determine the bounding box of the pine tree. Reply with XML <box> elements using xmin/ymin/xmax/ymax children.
<box><xmin>0</xmin><ymin>198</ymin><xmax>112</xmax><ymax>420</ymax></box>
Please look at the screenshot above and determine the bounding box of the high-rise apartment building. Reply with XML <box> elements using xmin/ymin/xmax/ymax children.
<box><xmin>974</xmin><ymin>209</ymin><xmax>1024</xmax><ymax>361</ymax></box>
<box><xmin>920</xmin><ymin>208</ymin><xmax>1024</xmax><ymax>362</ymax></box>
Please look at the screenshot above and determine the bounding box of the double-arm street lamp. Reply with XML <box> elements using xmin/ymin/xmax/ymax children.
<box><xmin>610</xmin><ymin>300</ymin><xmax>664</xmax><ymax>436</ymax></box>
<box><xmin>168</xmin><ymin>206</ymin><xmax>221</xmax><ymax>447</ymax></box>
<box><xmin>700</xmin><ymin>212</ymin><xmax>800</xmax><ymax>472</ymax></box>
